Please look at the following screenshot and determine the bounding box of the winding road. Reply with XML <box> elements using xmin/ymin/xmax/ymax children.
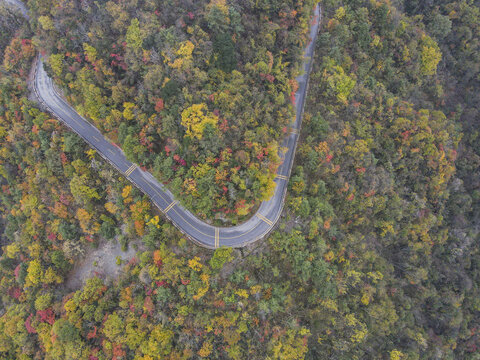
<box><xmin>5</xmin><ymin>0</ymin><xmax>321</xmax><ymax>248</ymax></box>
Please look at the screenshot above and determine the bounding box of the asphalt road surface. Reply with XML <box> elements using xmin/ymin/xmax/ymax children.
<box><xmin>8</xmin><ymin>0</ymin><xmax>321</xmax><ymax>248</ymax></box>
<box><xmin>3</xmin><ymin>0</ymin><xmax>28</xmax><ymax>17</ymax></box>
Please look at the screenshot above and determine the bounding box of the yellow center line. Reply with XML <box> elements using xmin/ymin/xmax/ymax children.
<box><xmin>145</xmin><ymin>181</ymin><xmax>168</xmax><ymax>204</ymax></box>
<box><xmin>46</xmin><ymin>85</ymin><xmax>85</xmax><ymax>130</ymax></box>
<box><xmin>221</xmin><ymin>218</ymin><xmax>260</xmax><ymax>240</ymax></box>
<box><xmin>215</xmin><ymin>228</ymin><xmax>220</xmax><ymax>248</ymax></box>
<box><xmin>256</xmin><ymin>213</ymin><xmax>273</xmax><ymax>226</ymax></box>
<box><xmin>170</xmin><ymin>207</ymin><xmax>213</xmax><ymax>238</ymax></box>
<box><xmin>276</xmin><ymin>174</ymin><xmax>288</xmax><ymax>180</ymax></box>
<box><xmin>73</xmin><ymin>118</ymin><xmax>86</xmax><ymax>129</ymax></box>
<box><xmin>164</xmin><ymin>200</ymin><xmax>178</xmax><ymax>213</ymax></box>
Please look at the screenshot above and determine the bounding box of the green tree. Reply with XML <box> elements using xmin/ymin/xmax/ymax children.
<box><xmin>103</xmin><ymin>313</ymin><xmax>124</xmax><ymax>342</ymax></box>
<box><xmin>26</xmin><ymin>259</ymin><xmax>43</xmax><ymax>286</ymax></box>
<box><xmin>52</xmin><ymin>319</ymin><xmax>80</xmax><ymax>343</ymax></box>
<box><xmin>213</xmin><ymin>33</ymin><xmax>236</xmax><ymax>72</ymax></box>
<box><xmin>420</xmin><ymin>35</ymin><xmax>442</xmax><ymax>76</ymax></box>
<box><xmin>209</xmin><ymin>247</ymin><xmax>234</xmax><ymax>270</ymax></box>
<box><xmin>126</xmin><ymin>18</ymin><xmax>144</xmax><ymax>51</ymax></box>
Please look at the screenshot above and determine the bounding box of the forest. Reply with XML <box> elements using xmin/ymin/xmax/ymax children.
<box><xmin>0</xmin><ymin>0</ymin><xmax>480</xmax><ymax>359</ymax></box>
<box><xmin>29</xmin><ymin>0</ymin><xmax>318</xmax><ymax>222</ymax></box>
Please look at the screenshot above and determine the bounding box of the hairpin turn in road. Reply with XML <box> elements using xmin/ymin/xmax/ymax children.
<box><xmin>6</xmin><ymin>0</ymin><xmax>321</xmax><ymax>248</ymax></box>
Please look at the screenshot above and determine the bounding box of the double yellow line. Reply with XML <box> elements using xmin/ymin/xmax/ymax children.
<box><xmin>276</xmin><ymin>174</ymin><xmax>288</xmax><ymax>180</ymax></box>
<box><xmin>125</xmin><ymin>164</ymin><xmax>137</xmax><ymax>177</ymax></box>
<box><xmin>214</xmin><ymin>228</ymin><xmax>220</xmax><ymax>248</ymax></box>
<box><xmin>256</xmin><ymin>213</ymin><xmax>273</xmax><ymax>226</ymax></box>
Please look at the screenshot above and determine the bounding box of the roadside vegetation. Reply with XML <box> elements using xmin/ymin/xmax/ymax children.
<box><xmin>29</xmin><ymin>0</ymin><xmax>318</xmax><ymax>223</ymax></box>
<box><xmin>1</xmin><ymin>0</ymin><xmax>480</xmax><ymax>359</ymax></box>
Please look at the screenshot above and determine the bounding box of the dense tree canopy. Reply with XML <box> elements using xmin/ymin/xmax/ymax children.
<box><xmin>1</xmin><ymin>0</ymin><xmax>480</xmax><ymax>359</ymax></box>
<box><xmin>29</xmin><ymin>0</ymin><xmax>318</xmax><ymax>222</ymax></box>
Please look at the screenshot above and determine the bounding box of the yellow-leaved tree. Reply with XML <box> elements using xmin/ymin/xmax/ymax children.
<box><xmin>181</xmin><ymin>104</ymin><xmax>218</xmax><ymax>140</ymax></box>
<box><xmin>420</xmin><ymin>34</ymin><xmax>442</xmax><ymax>76</ymax></box>
<box><xmin>26</xmin><ymin>259</ymin><xmax>43</xmax><ymax>287</ymax></box>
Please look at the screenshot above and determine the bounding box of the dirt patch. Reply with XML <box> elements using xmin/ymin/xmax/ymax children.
<box><xmin>66</xmin><ymin>239</ymin><xmax>140</xmax><ymax>290</ymax></box>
